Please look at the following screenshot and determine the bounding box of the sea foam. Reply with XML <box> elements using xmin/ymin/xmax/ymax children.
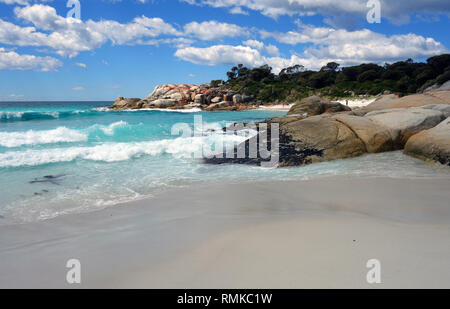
<box><xmin>0</xmin><ymin>132</ymin><xmax>249</xmax><ymax>167</ymax></box>
<box><xmin>0</xmin><ymin>121</ymin><xmax>130</xmax><ymax>148</ymax></box>
<box><xmin>0</xmin><ymin>127</ymin><xmax>87</xmax><ymax>148</ymax></box>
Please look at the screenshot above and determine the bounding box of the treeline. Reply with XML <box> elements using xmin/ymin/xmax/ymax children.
<box><xmin>214</xmin><ymin>54</ymin><xmax>450</xmax><ymax>102</ymax></box>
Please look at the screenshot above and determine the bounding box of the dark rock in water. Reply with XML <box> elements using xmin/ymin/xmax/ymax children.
<box><xmin>204</xmin><ymin>115</ymin><xmax>367</xmax><ymax>167</ymax></box>
<box><xmin>29</xmin><ymin>174</ymin><xmax>65</xmax><ymax>185</ymax></box>
<box><xmin>203</xmin><ymin>124</ymin><xmax>280</xmax><ymax>167</ymax></box>
<box><xmin>34</xmin><ymin>192</ymin><xmax>42</xmax><ymax>196</ymax></box>
<box><xmin>278</xmin><ymin>116</ymin><xmax>366</xmax><ymax>166</ymax></box>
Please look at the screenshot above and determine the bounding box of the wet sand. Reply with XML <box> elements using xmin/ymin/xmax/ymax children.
<box><xmin>0</xmin><ymin>176</ymin><xmax>449</xmax><ymax>288</ymax></box>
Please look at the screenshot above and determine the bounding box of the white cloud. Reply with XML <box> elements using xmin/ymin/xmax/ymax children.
<box><xmin>174</xmin><ymin>44</ymin><xmax>329</xmax><ymax>73</ymax></box>
<box><xmin>75</xmin><ymin>62</ymin><xmax>87</xmax><ymax>69</ymax></box>
<box><xmin>265</xmin><ymin>44</ymin><xmax>280</xmax><ymax>57</ymax></box>
<box><xmin>0</xmin><ymin>4</ymin><xmax>184</xmax><ymax>58</ymax></box>
<box><xmin>184</xmin><ymin>21</ymin><xmax>249</xmax><ymax>40</ymax></box>
<box><xmin>0</xmin><ymin>4</ymin><xmax>251</xmax><ymax>63</ymax></box>
<box><xmin>261</xmin><ymin>24</ymin><xmax>449</xmax><ymax>64</ymax></box>
<box><xmin>0</xmin><ymin>47</ymin><xmax>62</xmax><ymax>71</ymax></box>
<box><xmin>175</xmin><ymin>45</ymin><xmax>263</xmax><ymax>66</ymax></box>
<box><xmin>0</xmin><ymin>0</ymin><xmax>29</xmax><ymax>4</ymax></box>
<box><xmin>182</xmin><ymin>0</ymin><xmax>450</xmax><ymax>24</ymax></box>
<box><xmin>243</xmin><ymin>39</ymin><xmax>264</xmax><ymax>50</ymax></box>
<box><xmin>229</xmin><ymin>7</ymin><xmax>249</xmax><ymax>15</ymax></box>
<box><xmin>72</xmin><ymin>86</ymin><xmax>85</xmax><ymax>91</ymax></box>
<box><xmin>243</xmin><ymin>39</ymin><xmax>280</xmax><ymax>56</ymax></box>
<box><xmin>175</xmin><ymin>23</ymin><xmax>449</xmax><ymax>74</ymax></box>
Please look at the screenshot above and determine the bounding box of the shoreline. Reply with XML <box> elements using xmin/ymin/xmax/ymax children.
<box><xmin>1</xmin><ymin>175</ymin><xmax>449</xmax><ymax>288</ymax></box>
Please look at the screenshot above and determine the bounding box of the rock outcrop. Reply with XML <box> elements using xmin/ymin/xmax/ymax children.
<box><xmin>404</xmin><ymin>117</ymin><xmax>450</xmax><ymax>166</ymax></box>
<box><xmin>331</xmin><ymin>114</ymin><xmax>395</xmax><ymax>153</ymax></box>
<box><xmin>364</xmin><ymin>89</ymin><xmax>450</xmax><ymax>111</ymax></box>
<box><xmin>287</xmin><ymin>95</ymin><xmax>351</xmax><ymax>116</ymax></box>
<box><xmin>365</xmin><ymin>107</ymin><xmax>446</xmax><ymax>145</ymax></box>
<box><xmin>111</xmin><ymin>97</ymin><xmax>142</xmax><ymax>110</ymax></box>
<box><xmin>205</xmin><ymin>95</ymin><xmax>450</xmax><ymax>167</ymax></box>
<box><xmin>277</xmin><ymin>116</ymin><xmax>367</xmax><ymax>166</ymax></box>
<box><xmin>109</xmin><ymin>83</ymin><xmax>257</xmax><ymax>111</ymax></box>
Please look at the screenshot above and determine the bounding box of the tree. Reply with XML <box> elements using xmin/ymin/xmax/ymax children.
<box><xmin>427</xmin><ymin>54</ymin><xmax>450</xmax><ymax>75</ymax></box>
<box><xmin>320</xmin><ymin>62</ymin><xmax>340</xmax><ymax>72</ymax></box>
<box><xmin>226</xmin><ymin>71</ymin><xmax>237</xmax><ymax>80</ymax></box>
<box><xmin>249</xmin><ymin>64</ymin><xmax>273</xmax><ymax>82</ymax></box>
<box><xmin>279</xmin><ymin>64</ymin><xmax>306</xmax><ymax>76</ymax></box>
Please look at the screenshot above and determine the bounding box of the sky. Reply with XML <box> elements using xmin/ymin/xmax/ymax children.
<box><xmin>0</xmin><ymin>0</ymin><xmax>449</xmax><ymax>101</ymax></box>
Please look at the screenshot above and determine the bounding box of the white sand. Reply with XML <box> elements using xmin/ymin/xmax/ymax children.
<box><xmin>1</xmin><ymin>176</ymin><xmax>449</xmax><ymax>288</ymax></box>
<box><xmin>258</xmin><ymin>104</ymin><xmax>293</xmax><ymax>111</ymax></box>
<box><xmin>258</xmin><ymin>98</ymin><xmax>377</xmax><ymax>112</ymax></box>
<box><xmin>336</xmin><ymin>98</ymin><xmax>377</xmax><ymax>108</ymax></box>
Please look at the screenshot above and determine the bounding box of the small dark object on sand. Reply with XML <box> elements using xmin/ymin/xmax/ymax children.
<box><xmin>29</xmin><ymin>174</ymin><xmax>65</xmax><ymax>185</ymax></box>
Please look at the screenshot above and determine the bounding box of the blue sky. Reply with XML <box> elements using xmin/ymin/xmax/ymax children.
<box><xmin>0</xmin><ymin>0</ymin><xmax>449</xmax><ymax>101</ymax></box>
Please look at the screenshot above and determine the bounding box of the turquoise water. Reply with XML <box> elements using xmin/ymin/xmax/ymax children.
<box><xmin>0</xmin><ymin>101</ymin><xmax>449</xmax><ymax>224</ymax></box>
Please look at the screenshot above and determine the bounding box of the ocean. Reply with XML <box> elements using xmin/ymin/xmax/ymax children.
<box><xmin>0</xmin><ymin>101</ymin><xmax>449</xmax><ymax>224</ymax></box>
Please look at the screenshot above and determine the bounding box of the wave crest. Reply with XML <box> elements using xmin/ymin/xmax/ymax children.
<box><xmin>0</xmin><ymin>133</ymin><xmax>249</xmax><ymax>167</ymax></box>
<box><xmin>0</xmin><ymin>127</ymin><xmax>87</xmax><ymax>148</ymax></box>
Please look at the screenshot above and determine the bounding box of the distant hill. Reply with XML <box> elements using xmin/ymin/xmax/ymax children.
<box><xmin>215</xmin><ymin>54</ymin><xmax>450</xmax><ymax>103</ymax></box>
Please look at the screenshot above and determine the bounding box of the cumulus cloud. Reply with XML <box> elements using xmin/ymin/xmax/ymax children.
<box><xmin>261</xmin><ymin>23</ymin><xmax>449</xmax><ymax>63</ymax></box>
<box><xmin>0</xmin><ymin>0</ymin><xmax>29</xmax><ymax>4</ymax></box>
<box><xmin>0</xmin><ymin>47</ymin><xmax>62</xmax><ymax>71</ymax></box>
<box><xmin>243</xmin><ymin>39</ymin><xmax>280</xmax><ymax>56</ymax></box>
<box><xmin>175</xmin><ymin>44</ymin><xmax>330</xmax><ymax>73</ymax></box>
<box><xmin>4</xmin><ymin>4</ymin><xmax>184</xmax><ymax>57</ymax></box>
<box><xmin>243</xmin><ymin>39</ymin><xmax>264</xmax><ymax>50</ymax></box>
<box><xmin>229</xmin><ymin>7</ymin><xmax>249</xmax><ymax>15</ymax></box>
<box><xmin>1</xmin><ymin>2</ymin><xmax>448</xmax><ymax>74</ymax></box>
<box><xmin>0</xmin><ymin>4</ymin><xmax>252</xmax><ymax>62</ymax></box>
<box><xmin>182</xmin><ymin>0</ymin><xmax>450</xmax><ymax>24</ymax></box>
<box><xmin>175</xmin><ymin>24</ymin><xmax>449</xmax><ymax>73</ymax></box>
<box><xmin>184</xmin><ymin>21</ymin><xmax>249</xmax><ymax>40</ymax></box>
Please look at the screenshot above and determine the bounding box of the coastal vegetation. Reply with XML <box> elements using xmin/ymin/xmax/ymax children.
<box><xmin>221</xmin><ymin>54</ymin><xmax>450</xmax><ymax>103</ymax></box>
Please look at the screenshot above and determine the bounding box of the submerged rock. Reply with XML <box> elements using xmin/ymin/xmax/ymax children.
<box><xmin>404</xmin><ymin>117</ymin><xmax>450</xmax><ymax>166</ymax></box>
<box><xmin>29</xmin><ymin>174</ymin><xmax>65</xmax><ymax>185</ymax></box>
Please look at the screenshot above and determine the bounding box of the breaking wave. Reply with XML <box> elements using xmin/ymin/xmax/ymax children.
<box><xmin>0</xmin><ymin>108</ymin><xmax>202</xmax><ymax>122</ymax></box>
<box><xmin>0</xmin><ymin>121</ymin><xmax>130</xmax><ymax>148</ymax></box>
<box><xmin>0</xmin><ymin>132</ymin><xmax>250</xmax><ymax>167</ymax></box>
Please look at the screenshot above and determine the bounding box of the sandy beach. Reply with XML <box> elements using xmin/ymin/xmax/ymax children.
<box><xmin>258</xmin><ymin>104</ymin><xmax>294</xmax><ymax>111</ymax></box>
<box><xmin>258</xmin><ymin>98</ymin><xmax>377</xmax><ymax>112</ymax></box>
<box><xmin>1</xmin><ymin>175</ymin><xmax>449</xmax><ymax>289</ymax></box>
<box><xmin>335</xmin><ymin>98</ymin><xmax>377</xmax><ymax>108</ymax></box>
